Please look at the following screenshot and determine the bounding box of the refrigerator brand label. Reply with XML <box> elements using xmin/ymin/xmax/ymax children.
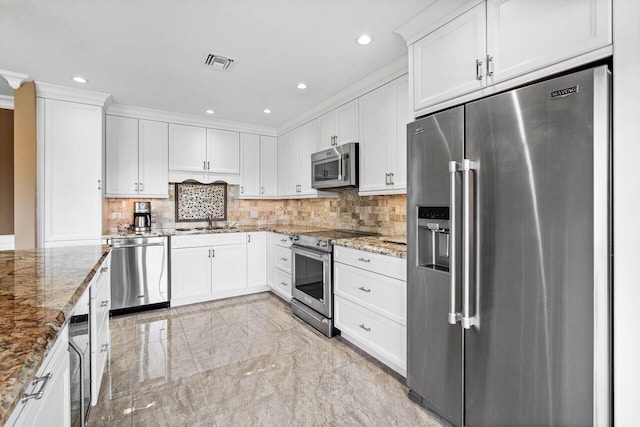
<box><xmin>551</xmin><ymin>85</ymin><xmax>579</xmax><ymax>98</ymax></box>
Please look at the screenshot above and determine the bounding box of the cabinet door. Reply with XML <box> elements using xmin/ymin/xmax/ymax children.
<box><xmin>105</xmin><ymin>115</ymin><xmax>139</xmax><ymax>196</ymax></box>
<box><xmin>286</xmin><ymin>128</ymin><xmax>302</xmax><ymax>194</ymax></box>
<box><xmin>212</xmin><ymin>244</ymin><xmax>247</xmax><ymax>292</ymax></box>
<box><xmin>44</xmin><ymin>99</ymin><xmax>102</xmax><ymax>245</ymax></box>
<box><xmin>390</xmin><ymin>76</ymin><xmax>410</xmax><ymax>191</ymax></box>
<box><xmin>277</xmin><ymin>134</ymin><xmax>290</xmax><ymax>196</ymax></box>
<box><xmin>359</xmin><ymin>83</ymin><xmax>392</xmax><ymax>193</ymax></box>
<box><xmin>240</xmin><ymin>133</ymin><xmax>261</xmax><ymax>197</ymax></box>
<box><xmin>207</xmin><ymin>129</ymin><xmax>240</xmax><ymax>174</ymax></box>
<box><xmin>138</xmin><ymin>120</ymin><xmax>168</xmax><ymax>197</ymax></box>
<box><xmin>260</xmin><ymin>136</ymin><xmax>278</xmax><ymax>197</ymax></box>
<box><xmin>299</xmin><ymin>120</ymin><xmax>318</xmax><ymax>195</ymax></box>
<box><xmin>169</xmin><ymin>124</ymin><xmax>206</xmax><ymax>172</ymax></box>
<box><xmin>335</xmin><ymin>99</ymin><xmax>359</xmax><ymax>144</ymax></box>
<box><xmin>247</xmin><ymin>232</ymin><xmax>267</xmax><ymax>288</ymax></box>
<box><xmin>171</xmin><ymin>247</ymin><xmax>212</xmax><ymax>300</ymax></box>
<box><xmin>413</xmin><ymin>3</ymin><xmax>486</xmax><ymax>110</ymax></box>
<box><xmin>487</xmin><ymin>0</ymin><xmax>611</xmax><ymax>84</ymax></box>
<box><xmin>266</xmin><ymin>233</ymin><xmax>279</xmax><ymax>288</ymax></box>
<box><xmin>318</xmin><ymin>110</ymin><xmax>336</xmax><ymax>150</ymax></box>
<box><xmin>11</xmin><ymin>327</ymin><xmax>70</xmax><ymax>427</ymax></box>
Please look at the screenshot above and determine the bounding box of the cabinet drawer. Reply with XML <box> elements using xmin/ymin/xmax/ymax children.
<box><xmin>275</xmin><ymin>245</ymin><xmax>291</xmax><ymax>272</ymax></box>
<box><xmin>274</xmin><ymin>233</ymin><xmax>292</xmax><ymax>248</ymax></box>
<box><xmin>335</xmin><ymin>296</ymin><xmax>406</xmax><ymax>370</ymax></box>
<box><xmin>172</xmin><ymin>232</ymin><xmax>246</xmax><ymax>248</ymax></box>
<box><xmin>90</xmin><ymin>255</ymin><xmax>111</xmax><ymax>299</ymax></box>
<box><xmin>91</xmin><ymin>279</ymin><xmax>110</xmax><ymax>340</ymax></box>
<box><xmin>334</xmin><ymin>246</ymin><xmax>406</xmax><ymax>281</ymax></box>
<box><xmin>334</xmin><ymin>262</ymin><xmax>406</xmax><ymax>325</ymax></box>
<box><xmin>90</xmin><ymin>326</ymin><xmax>109</xmax><ymax>405</ymax></box>
<box><xmin>275</xmin><ymin>268</ymin><xmax>292</xmax><ymax>298</ymax></box>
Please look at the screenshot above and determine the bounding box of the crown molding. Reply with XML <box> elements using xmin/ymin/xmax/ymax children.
<box><xmin>106</xmin><ymin>103</ymin><xmax>277</xmax><ymax>136</ymax></box>
<box><xmin>0</xmin><ymin>95</ymin><xmax>14</xmax><ymax>110</ymax></box>
<box><xmin>0</xmin><ymin>69</ymin><xmax>29</xmax><ymax>90</ymax></box>
<box><xmin>277</xmin><ymin>54</ymin><xmax>408</xmax><ymax>135</ymax></box>
<box><xmin>35</xmin><ymin>82</ymin><xmax>112</xmax><ymax>107</ymax></box>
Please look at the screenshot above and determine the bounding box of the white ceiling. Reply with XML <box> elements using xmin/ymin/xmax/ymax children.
<box><xmin>0</xmin><ymin>0</ymin><xmax>428</xmax><ymax>129</ymax></box>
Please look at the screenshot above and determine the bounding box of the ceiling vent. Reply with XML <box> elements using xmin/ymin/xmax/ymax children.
<box><xmin>201</xmin><ymin>52</ymin><xmax>235</xmax><ymax>71</ymax></box>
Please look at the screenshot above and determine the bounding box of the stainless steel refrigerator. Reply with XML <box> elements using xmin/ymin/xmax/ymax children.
<box><xmin>407</xmin><ymin>65</ymin><xmax>611</xmax><ymax>427</ymax></box>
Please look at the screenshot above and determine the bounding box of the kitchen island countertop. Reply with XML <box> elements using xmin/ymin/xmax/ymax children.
<box><xmin>332</xmin><ymin>235</ymin><xmax>407</xmax><ymax>259</ymax></box>
<box><xmin>0</xmin><ymin>245</ymin><xmax>111</xmax><ymax>425</ymax></box>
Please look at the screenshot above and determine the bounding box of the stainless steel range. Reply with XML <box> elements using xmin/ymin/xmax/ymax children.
<box><xmin>289</xmin><ymin>229</ymin><xmax>376</xmax><ymax>337</ymax></box>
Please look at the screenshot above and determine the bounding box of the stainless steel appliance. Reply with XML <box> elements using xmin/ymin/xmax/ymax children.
<box><xmin>133</xmin><ymin>201</ymin><xmax>151</xmax><ymax>232</ymax></box>
<box><xmin>110</xmin><ymin>236</ymin><xmax>169</xmax><ymax>313</ymax></box>
<box><xmin>311</xmin><ymin>142</ymin><xmax>359</xmax><ymax>190</ymax></box>
<box><xmin>290</xmin><ymin>229</ymin><xmax>374</xmax><ymax>337</ymax></box>
<box><xmin>407</xmin><ymin>66</ymin><xmax>611</xmax><ymax>427</ymax></box>
<box><xmin>69</xmin><ymin>292</ymin><xmax>90</xmax><ymax>426</ymax></box>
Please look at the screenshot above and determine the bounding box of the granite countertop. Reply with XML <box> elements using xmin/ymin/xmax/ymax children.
<box><xmin>332</xmin><ymin>235</ymin><xmax>408</xmax><ymax>259</ymax></box>
<box><xmin>0</xmin><ymin>245</ymin><xmax>111</xmax><ymax>425</ymax></box>
<box><xmin>103</xmin><ymin>224</ymin><xmax>332</xmax><ymax>239</ymax></box>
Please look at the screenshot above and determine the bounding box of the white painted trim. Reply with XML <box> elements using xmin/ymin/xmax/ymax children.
<box><xmin>358</xmin><ymin>188</ymin><xmax>406</xmax><ymax>197</ymax></box>
<box><xmin>0</xmin><ymin>69</ymin><xmax>29</xmax><ymax>89</ymax></box>
<box><xmin>0</xmin><ymin>95</ymin><xmax>14</xmax><ymax>110</ymax></box>
<box><xmin>36</xmin><ymin>97</ymin><xmax>45</xmax><ymax>249</ymax></box>
<box><xmin>269</xmin><ymin>285</ymin><xmax>292</xmax><ymax>303</ymax></box>
<box><xmin>393</xmin><ymin>0</ymin><xmax>483</xmax><ymax>46</ymax></box>
<box><xmin>168</xmin><ymin>171</ymin><xmax>242</xmax><ymax>186</ymax></box>
<box><xmin>171</xmin><ymin>285</ymin><xmax>269</xmax><ymax>307</ymax></box>
<box><xmin>340</xmin><ymin>331</ymin><xmax>406</xmax><ymax>377</ymax></box>
<box><xmin>277</xmin><ymin>55</ymin><xmax>409</xmax><ymax>135</ymax></box>
<box><xmin>107</xmin><ymin>104</ymin><xmax>277</xmax><ymax>137</ymax></box>
<box><xmin>413</xmin><ymin>45</ymin><xmax>613</xmax><ymax>119</ymax></box>
<box><xmin>35</xmin><ymin>82</ymin><xmax>111</xmax><ymax>107</ymax></box>
<box><xmin>0</xmin><ymin>235</ymin><xmax>15</xmax><ymax>251</ymax></box>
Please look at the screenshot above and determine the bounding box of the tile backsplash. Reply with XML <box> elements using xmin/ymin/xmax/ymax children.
<box><xmin>104</xmin><ymin>184</ymin><xmax>406</xmax><ymax>236</ymax></box>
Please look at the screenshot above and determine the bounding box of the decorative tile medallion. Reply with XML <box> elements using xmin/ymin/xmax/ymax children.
<box><xmin>175</xmin><ymin>182</ymin><xmax>227</xmax><ymax>222</ymax></box>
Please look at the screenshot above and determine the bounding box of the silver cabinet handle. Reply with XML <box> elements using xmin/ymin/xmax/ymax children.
<box><xmin>476</xmin><ymin>59</ymin><xmax>483</xmax><ymax>81</ymax></box>
<box><xmin>261</xmin><ymin>186</ymin><xmax>264</xmax><ymax>195</ymax></box>
<box><xmin>486</xmin><ymin>55</ymin><xmax>494</xmax><ymax>77</ymax></box>
<box><xmin>359</xmin><ymin>324</ymin><xmax>371</xmax><ymax>332</ymax></box>
<box><xmin>280</xmin><ymin>281</ymin><xmax>289</xmax><ymax>287</ymax></box>
<box><xmin>211</xmin><ymin>249</ymin><xmax>215</xmax><ymax>258</ymax></box>
<box><xmin>448</xmin><ymin>161</ymin><xmax>461</xmax><ymax>325</ymax></box>
<box><xmin>389</xmin><ymin>173</ymin><xmax>394</xmax><ymax>186</ymax></box>
<box><xmin>461</xmin><ymin>159</ymin><xmax>477</xmax><ymax>330</ymax></box>
<box><xmin>280</xmin><ymin>257</ymin><xmax>288</xmax><ymax>262</ymax></box>
<box><xmin>134</xmin><ymin>182</ymin><xmax>138</xmax><ymax>192</ymax></box>
<box><xmin>101</xmin><ymin>300</ymin><xmax>109</xmax><ymax>307</ymax></box>
<box><xmin>207</xmin><ymin>161</ymin><xmax>210</xmax><ymax>170</ymax></box>
<box><xmin>101</xmin><ymin>343</ymin><xmax>109</xmax><ymax>353</ymax></box>
<box><xmin>247</xmin><ymin>234</ymin><xmax>251</xmax><ymax>243</ymax></box>
<box><xmin>139</xmin><ymin>182</ymin><xmax>144</xmax><ymax>192</ymax></box>
<box><xmin>100</xmin><ymin>266</ymin><xmax>108</xmax><ymax>273</ymax></box>
<box><xmin>97</xmin><ymin>179</ymin><xmax>101</xmax><ymax>190</ymax></box>
<box><xmin>358</xmin><ymin>286</ymin><xmax>371</xmax><ymax>293</ymax></box>
<box><xmin>21</xmin><ymin>373</ymin><xmax>53</xmax><ymax>403</ymax></box>
<box><xmin>240</xmin><ymin>186</ymin><xmax>244</xmax><ymax>194</ymax></box>
<box><xmin>385</xmin><ymin>173</ymin><xmax>389</xmax><ymax>186</ymax></box>
<box><xmin>280</xmin><ymin>239</ymin><xmax>288</xmax><ymax>243</ymax></box>
<box><xmin>358</xmin><ymin>257</ymin><xmax>370</xmax><ymax>263</ymax></box>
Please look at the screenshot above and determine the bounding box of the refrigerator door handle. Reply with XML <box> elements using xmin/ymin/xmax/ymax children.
<box><xmin>461</xmin><ymin>159</ymin><xmax>478</xmax><ymax>329</ymax></box>
<box><xmin>448</xmin><ymin>160</ymin><xmax>462</xmax><ymax>325</ymax></box>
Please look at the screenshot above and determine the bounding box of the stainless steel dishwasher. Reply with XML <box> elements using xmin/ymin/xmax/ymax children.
<box><xmin>109</xmin><ymin>236</ymin><xmax>169</xmax><ymax>313</ymax></box>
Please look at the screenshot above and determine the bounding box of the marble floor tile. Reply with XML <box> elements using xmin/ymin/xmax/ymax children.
<box><xmin>89</xmin><ymin>292</ymin><xmax>445</xmax><ymax>427</ymax></box>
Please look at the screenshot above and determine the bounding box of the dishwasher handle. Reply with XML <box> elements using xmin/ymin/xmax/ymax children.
<box><xmin>111</xmin><ymin>242</ymin><xmax>165</xmax><ymax>249</ymax></box>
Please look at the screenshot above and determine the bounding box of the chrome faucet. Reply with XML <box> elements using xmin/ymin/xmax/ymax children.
<box><xmin>207</xmin><ymin>214</ymin><xmax>214</xmax><ymax>230</ymax></box>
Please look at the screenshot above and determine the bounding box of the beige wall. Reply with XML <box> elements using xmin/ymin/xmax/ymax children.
<box><xmin>0</xmin><ymin>108</ymin><xmax>14</xmax><ymax>235</ymax></box>
<box><xmin>105</xmin><ymin>185</ymin><xmax>407</xmax><ymax>237</ymax></box>
<box><xmin>13</xmin><ymin>82</ymin><xmax>36</xmax><ymax>249</ymax></box>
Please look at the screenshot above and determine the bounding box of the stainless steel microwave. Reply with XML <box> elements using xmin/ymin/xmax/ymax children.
<box><xmin>311</xmin><ymin>142</ymin><xmax>359</xmax><ymax>190</ymax></box>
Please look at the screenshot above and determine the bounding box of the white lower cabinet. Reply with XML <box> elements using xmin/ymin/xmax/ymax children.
<box><xmin>7</xmin><ymin>326</ymin><xmax>70</xmax><ymax>427</ymax></box>
<box><xmin>171</xmin><ymin>232</ymin><xmax>268</xmax><ymax>307</ymax></box>
<box><xmin>334</xmin><ymin>246</ymin><xmax>406</xmax><ymax>375</ymax></box>
<box><xmin>90</xmin><ymin>254</ymin><xmax>111</xmax><ymax>406</ymax></box>
<box><xmin>267</xmin><ymin>232</ymin><xmax>292</xmax><ymax>301</ymax></box>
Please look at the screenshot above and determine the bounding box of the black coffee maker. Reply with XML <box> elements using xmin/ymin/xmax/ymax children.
<box><xmin>133</xmin><ymin>202</ymin><xmax>151</xmax><ymax>232</ymax></box>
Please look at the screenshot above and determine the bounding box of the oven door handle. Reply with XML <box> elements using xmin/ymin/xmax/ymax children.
<box><xmin>291</xmin><ymin>245</ymin><xmax>331</xmax><ymax>261</ymax></box>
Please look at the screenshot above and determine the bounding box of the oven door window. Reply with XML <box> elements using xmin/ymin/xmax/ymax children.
<box><xmin>313</xmin><ymin>158</ymin><xmax>340</xmax><ymax>182</ymax></box>
<box><xmin>294</xmin><ymin>251</ymin><xmax>325</xmax><ymax>301</ymax></box>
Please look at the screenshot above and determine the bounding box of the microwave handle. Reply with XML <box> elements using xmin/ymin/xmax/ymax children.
<box><xmin>338</xmin><ymin>155</ymin><xmax>344</xmax><ymax>181</ymax></box>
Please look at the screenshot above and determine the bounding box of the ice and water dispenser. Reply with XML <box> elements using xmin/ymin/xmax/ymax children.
<box><xmin>417</xmin><ymin>206</ymin><xmax>450</xmax><ymax>272</ymax></box>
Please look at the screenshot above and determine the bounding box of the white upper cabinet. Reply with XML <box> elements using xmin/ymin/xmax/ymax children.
<box><xmin>277</xmin><ymin>123</ymin><xmax>321</xmax><ymax>197</ymax></box>
<box><xmin>284</xmin><ymin>129</ymin><xmax>301</xmax><ymax>196</ymax></box>
<box><xmin>106</xmin><ymin>116</ymin><xmax>168</xmax><ymax>197</ymax></box>
<box><xmin>240</xmin><ymin>133</ymin><xmax>261</xmax><ymax>197</ymax></box>
<box><xmin>206</xmin><ymin>128</ymin><xmax>240</xmax><ymax>174</ymax></box>
<box><xmin>299</xmin><ymin>119</ymin><xmax>319</xmax><ymax>195</ymax></box>
<box><xmin>260</xmin><ymin>136</ymin><xmax>278</xmax><ymax>197</ymax></box>
<box><xmin>42</xmin><ymin>99</ymin><xmax>103</xmax><ymax>246</ymax></box>
<box><xmin>359</xmin><ymin>75</ymin><xmax>411</xmax><ymax>195</ymax></box>
<box><xmin>406</xmin><ymin>0</ymin><xmax>611</xmax><ymax>113</ymax></box>
<box><xmin>105</xmin><ymin>115</ymin><xmax>139</xmax><ymax>196</ymax></box>
<box><xmin>486</xmin><ymin>0</ymin><xmax>612</xmax><ymax>84</ymax></box>
<box><xmin>413</xmin><ymin>3</ymin><xmax>487</xmax><ymax>111</ymax></box>
<box><xmin>318</xmin><ymin>99</ymin><xmax>359</xmax><ymax>149</ymax></box>
<box><xmin>277</xmin><ymin>134</ymin><xmax>289</xmax><ymax>196</ymax></box>
<box><xmin>169</xmin><ymin>124</ymin><xmax>207</xmax><ymax>172</ymax></box>
<box><xmin>138</xmin><ymin>120</ymin><xmax>169</xmax><ymax>197</ymax></box>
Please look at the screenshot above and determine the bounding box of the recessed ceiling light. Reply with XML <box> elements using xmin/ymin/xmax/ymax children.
<box><xmin>263</xmin><ymin>109</ymin><xmax>272</xmax><ymax>114</ymax></box>
<box><xmin>297</xmin><ymin>83</ymin><xmax>308</xmax><ymax>90</ymax></box>
<box><xmin>356</xmin><ymin>34</ymin><xmax>373</xmax><ymax>46</ymax></box>
<box><xmin>205</xmin><ymin>109</ymin><xmax>215</xmax><ymax>114</ymax></box>
<box><xmin>72</xmin><ymin>76</ymin><xmax>88</xmax><ymax>83</ymax></box>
